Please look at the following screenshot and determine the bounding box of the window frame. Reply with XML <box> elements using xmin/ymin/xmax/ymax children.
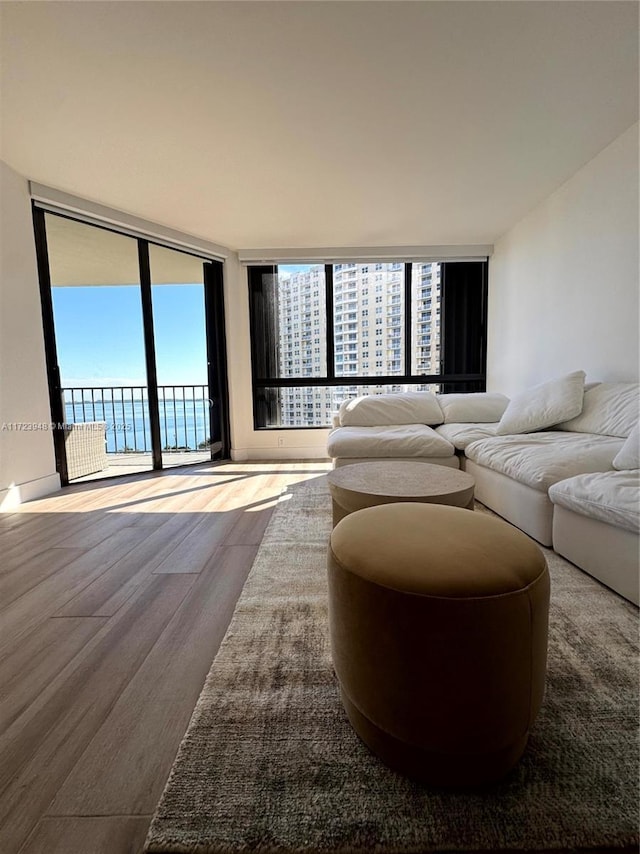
<box><xmin>248</xmin><ymin>260</ymin><xmax>488</xmax><ymax>429</ymax></box>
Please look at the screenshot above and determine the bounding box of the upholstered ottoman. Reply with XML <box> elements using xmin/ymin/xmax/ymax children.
<box><xmin>327</xmin><ymin>502</ymin><xmax>550</xmax><ymax>786</ymax></box>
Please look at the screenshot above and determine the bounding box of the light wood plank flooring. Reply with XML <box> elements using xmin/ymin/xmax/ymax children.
<box><xmin>0</xmin><ymin>460</ymin><xmax>331</xmax><ymax>854</ymax></box>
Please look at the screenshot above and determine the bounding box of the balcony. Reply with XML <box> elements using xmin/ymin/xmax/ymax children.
<box><xmin>62</xmin><ymin>385</ymin><xmax>213</xmax><ymax>480</ymax></box>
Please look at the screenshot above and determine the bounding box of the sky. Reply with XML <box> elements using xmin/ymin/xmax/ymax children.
<box><xmin>52</xmin><ymin>284</ymin><xmax>208</xmax><ymax>389</ymax></box>
<box><xmin>281</xmin><ymin>264</ymin><xmax>314</xmax><ymax>274</ymax></box>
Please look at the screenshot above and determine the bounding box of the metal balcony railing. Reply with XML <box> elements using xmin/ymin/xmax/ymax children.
<box><xmin>62</xmin><ymin>385</ymin><xmax>211</xmax><ymax>454</ymax></box>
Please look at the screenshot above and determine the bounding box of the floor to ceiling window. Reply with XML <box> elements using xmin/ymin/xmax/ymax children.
<box><xmin>248</xmin><ymin>259</ymin><xmax>487</xmax><ymax>428</ymax></box>
<box><xmin>33</xmin><ymin>209</ymin><xmax>230</xmax><ymax>484</ymax></box>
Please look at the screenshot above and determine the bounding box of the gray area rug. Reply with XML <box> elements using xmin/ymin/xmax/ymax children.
<box><xmin>145</xmin><ymin>476</ymin><xmax>639</xmax><ymax>853</ymax></box>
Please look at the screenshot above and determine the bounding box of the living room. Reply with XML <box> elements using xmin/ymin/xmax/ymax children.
<box><xmin>0</xmin><ymin>2</ymin><xmax>638</xmax><ymax>853</ymax></box>
<box><xmin>1</xmin><ymin>0</ymin><xmax>638</xmax><ymax>495</ymax></box>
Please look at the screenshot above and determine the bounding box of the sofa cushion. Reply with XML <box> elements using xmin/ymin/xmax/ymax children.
<box><xmin>495</xmin><ymin>371</ymin><xmax>585</xmax><ymax>435</ymax></box>
<box><xmin>558</xmin><ymin>382</ymin><xmax>639</xmax><ymax>438</ymax></box>
<box><xmin>327</xmin><ymin>424</ymin><xmax>455</xmax><ymax>460</ymax></box>
<box><xmin>549</xmin><ymin>471</ymin><xmax>640</xmax><ymax>534</ymax></box>
<box><xmin>465</xmin><ymin>431</ymin><xmax>623</xmax><ymax>492</ymax></box>
<box><xmin>435</xmin><ymin>422</ymin><xmax>500</xmax><ymax>451</ymax></box>
<box><xmin>613</xmin><ymin>424</ymin><xmax>640</xmax><ymax>470</ymax></box>
<box><xmin>436</xmin><ymin>393</ymin><xmax>509</xmax><ymax>424</ymax></box>
<box><xmin>338</xmin><ymin>392</ymin><xmax>443</xmax><ymax>427</ymax></box>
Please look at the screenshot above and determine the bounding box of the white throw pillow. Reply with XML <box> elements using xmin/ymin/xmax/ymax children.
<box><xmin>495</xmin><ymin>371</ymin><xmax>586</xmax><ymax>436</ymax></box>
<box><xmin>613</xmin><ymin>424</ymin><xmax>640</xmax><ymax>470</ymax></box>
<box><xmin>436</xmin><ymin>393</ymin><xmax>509</xmax><ymax>424</ymax></box>
<box><xmin>338</xmin><ymin>392</ymin><xmax>443</xmax><ymax>427</ymax></box>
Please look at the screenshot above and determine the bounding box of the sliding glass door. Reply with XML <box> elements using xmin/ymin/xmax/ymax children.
<box><xmin>33</xmin><ymin>209</ymin><xmax>230</xmax><ymax>484</ymax></box>
<box><xmin>44</xmin><ymin>214</ymin><xmax>153</xmax><ymax>479</ymax></box>
<box><xmin>149</xmin><ymin>244</ymin><xmax>214</xmax><ymax>468</ymax></box>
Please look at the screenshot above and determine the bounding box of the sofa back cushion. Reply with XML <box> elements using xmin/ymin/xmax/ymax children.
<box><xmin>495</xmin><ymin>371</ymin><xmax>585</xmax><ymax>435</ymax></box>
<box><xmin>558</xmin><ymin>382</ymin><xmax>639</xmax><ymax>438</ymax></box>
<box><xmin>436</xmin><ymin>392</ymin><xmax>509</xmax><ymax>424</ymax></box>
<box><xmin>338</xmin><ymin>392</ymin><xmax>443</xmax><ymax>427</ymax></box>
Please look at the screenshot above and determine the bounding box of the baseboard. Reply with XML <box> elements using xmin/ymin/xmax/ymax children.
<box><xmin>231</xmin><ymin>447</ymin><xmax>331</xmax><ymax>461</ymax></box>
<box><xmin>0</xmin><ymin>472</ymin><xmax>61</xmax><ymax>511</ymax></box>
<box><xmin>230</xmin><ymin>448</ymin><xmax>249</xmax><ymax>461</ymax></box>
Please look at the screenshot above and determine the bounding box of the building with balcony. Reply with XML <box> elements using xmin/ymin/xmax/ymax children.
<box><xmin>276</xmin><ymin>262</ymin><xmax>443</xmax><ymax>426</ymax></box>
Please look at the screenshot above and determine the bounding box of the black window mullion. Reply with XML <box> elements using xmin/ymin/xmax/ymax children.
<box><xmin>403</xmin><ymin>262</ymin><xmax>412</xmax><ymax>377</ymax></box>
<box><xmin>138</xmin><ymin>240</ymin><xmax>163</xmax><ymax>469</ymax></box>
<box><xmin>204</xmin><ymin>259</ymin><xmax>231</xmax><ymax>459</ymax></box>
<box><xmin>252</xmin><ymin>373</ymin><xmax>484</xmax><ymax>389</ymax></box>
<box><xmin>325</xmin><ymin>264</ymin><xmax>335</xmax><ymax>380</ymax></box>
<box><xmin>32</xmin><ymin>204</ymin><xmax>69</xmax><ymax>485</ymax></box>
<box><xmin>479</xmin><ymin>261</ymin><xmax>489</xmax><ymax>381</ymax></box>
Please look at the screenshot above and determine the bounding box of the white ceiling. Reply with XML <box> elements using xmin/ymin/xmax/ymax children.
<box><xmin>1</xmin><ymin>1</ymin><xmax>637</xmax><ymax>252</ymax></box>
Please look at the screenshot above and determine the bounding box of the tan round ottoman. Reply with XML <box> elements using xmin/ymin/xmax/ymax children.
<box><xmin>327</xmin><ymin>461</ymin><xmax>475</xmax><ymax>527</ymax></box>
<box><xmin>327</xmin><ymin>502</ymin><xmax>550</xmax><ymax>786</ymax></box>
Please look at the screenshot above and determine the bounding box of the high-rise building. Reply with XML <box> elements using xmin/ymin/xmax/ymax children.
<box><xmin>277</xmin><ymin>262</ymin><xmax>441</xmax><ymax>426</ymax></box>
<box><xmin>412</xmin><ymin>263</ymin><xmax>442</xmax><ymax>376</ymax></box>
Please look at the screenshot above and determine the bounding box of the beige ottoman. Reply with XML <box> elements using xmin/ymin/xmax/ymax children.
<box><xmin>327</xmin><ymin>502</ymin><xmax>550</xmax><ymax>786</ymax></box>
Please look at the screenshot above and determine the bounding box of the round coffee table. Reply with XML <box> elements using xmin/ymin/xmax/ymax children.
<box><xmin>327</xmin><ymin>461</ymin><xmax>475</xmax><ymax>526</ymax></box>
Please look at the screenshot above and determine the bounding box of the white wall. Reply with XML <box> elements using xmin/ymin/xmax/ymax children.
<box><xmin>487</xmin><ymin>123</ymin><xmax>639</xmax><ymax>395</ymax></box>
<box><xmin>0</xmin><ymin>161</ymin><xmax>60</xmax><ymax>508</ymax></box>
<box><xmin>224</xmin><ymin>255</ymin><xmax>330</xmax><ymax>461</ymax></box>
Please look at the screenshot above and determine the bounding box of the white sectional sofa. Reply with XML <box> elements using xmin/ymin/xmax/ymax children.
<box><xmin>327</xmin><ymin>375</ymin><xmax>639</xmax><ymax>605</ymax></box>
<box><xmin>550</xmin><ymin>468</ymin><xmax>639</xmax><ymax>606</ymax></box>
<box><xmin>327</xmin><ymin>391</ymin><xmax>509</xmax><ymax>468</ymax></box>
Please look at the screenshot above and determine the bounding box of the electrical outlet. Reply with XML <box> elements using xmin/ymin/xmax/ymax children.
<box><xmin>277</xmin><ymin>436</ymin><xmax>285</xmax><ymax>447</ymax></box>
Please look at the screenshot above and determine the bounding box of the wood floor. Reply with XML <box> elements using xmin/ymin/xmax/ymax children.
<box><xmin>0</xmin><ymin>460</ymin><xmax>331</xmax><ymax>854</ymax></box>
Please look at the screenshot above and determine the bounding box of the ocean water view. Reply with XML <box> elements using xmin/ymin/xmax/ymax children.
<box><xmin>64</xmin><ymin>389</ymin><xmax>211</xmax><ymax>454</ymax></box>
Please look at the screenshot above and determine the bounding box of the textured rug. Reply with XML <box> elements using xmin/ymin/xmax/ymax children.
<box><xmin>145</xmin><ymin>476</ymin><xmax>639</xmax><ymax>854</ymax></box>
